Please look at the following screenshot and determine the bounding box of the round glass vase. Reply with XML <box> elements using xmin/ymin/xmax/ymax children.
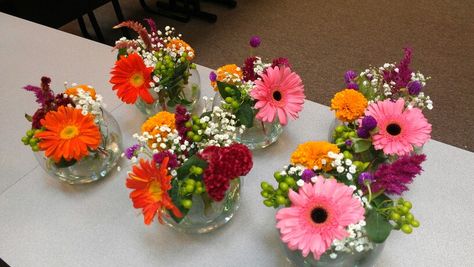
<box><xmin>282</xmin><ymin>240</ymin><xmax>384</xmax><ymax>267</ymax></box>
<box><xmin>212</xmin><ymin>92</ymin><xmax>283</xmax><ymax>150</ymax></box>
<box><xmin>135</xmin><ymin>67</ymin><xmax>201</xmax><ymax>117</ymax></box>
<box><xmin>162</xmin><ymin>178</ymin><xmax>241</xmax><ymax>234</ymax></box>
<box><xmin>34</xmin><ymin>109</ymin><xmax>123</xmax><ymax>184</ymax></box>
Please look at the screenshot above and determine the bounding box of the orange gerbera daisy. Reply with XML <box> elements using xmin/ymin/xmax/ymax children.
<box><xmin>64</xmin><ymin>84</ymin><xmax>97</xmax><ymax>99</ymax></box>
<box><xmin>330</xmin><ymin>89</ymin><xmax>368</xmax><ymax>122</ymax></box>
<box><xmin>110</xmin><ymin>53</ymin><xmax>154</xmax><ymax>104</ymax></box>
<box><xmin>211</xmin><ymin>64</ymin><xmax>243</xmax><ymax>91</ymax></box>
<box><xmin>35</xmin><ymin>106</ymin><xmax>101</xmax><ymax>163</ymax></box>
<box><xmin>126</xmin><ymin>158</ymin><xmax>182</xmax><ymax>225</ymax></box>
<box><xmin>290</xmin><ymin>141</ymin><xmax>340</xmax><ymax>171</ymax></box>
<box><xmin>166</xmin><ymin>39</ymin><xmax>195</xmax><ymax>61</ymax></box>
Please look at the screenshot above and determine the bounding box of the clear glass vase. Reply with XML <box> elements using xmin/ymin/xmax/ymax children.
<box><xmin>162</xmin><ymin>178</ymin><xmax>241</xmax><ymax>234</ymax></box>
<box><xmin>135</xmin><ymin>67</ymin><xmax>201</xmax><ymax>116</ymax></box>
<box><xmin>282</xmin><ymin>240</ymin><xmax>384</xmax><ymax>267</ymax></box>
<box><xmin>34</xmin><ymin>109</ymin><xmax>123</xmax><ymax>184</ymax></box>
<box><xmin>212</xmin><ymin>93</ymin><xmax>283</xmax><ymax>150</ymax></box>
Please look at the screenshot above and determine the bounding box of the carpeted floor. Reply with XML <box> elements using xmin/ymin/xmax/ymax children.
<box><xmin>60</xmin><ymin>0</ymin><xmax>474</xmax><ymax>152</ymax></box>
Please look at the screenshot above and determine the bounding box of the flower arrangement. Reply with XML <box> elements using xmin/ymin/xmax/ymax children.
<box><xmin>259</xmin><ymin>49</ymin><xmax>432</xmax><ymax>262</ymax></box>
<box><xmin>110</xmin><ymin>19</ymin><xmax>200</xmax><ymax>114</ymax></box>
<box><xmin>21</xmin><ymin>77</ymin><xmax>122</xmax><ymax>183</ymax></box>
<box><xmin>210</xmin><ymin>36</ymin><xmax>305</xmax><ymax>148</ymax></box>
<box><xmin>124</xmin><ymin>105</ymin><xmax>253</xmax><ymax>228</ymax></box>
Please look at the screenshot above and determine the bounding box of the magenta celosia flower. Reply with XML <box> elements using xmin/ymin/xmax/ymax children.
<box><xmin>271</xmin><ymin>57</ymin><xmax>291</xmax><ymax>69</ymax></box>
<box><xmin>153</xmin><ymin>150</ymin><xmax>178</xmax><ymax>169</ymax></box>
<box><xmin>175</xmin><ymin>105</ymin><xmax>191</xmax><ymax>143</ymax></box>
<box><xmin>365</xmin><ymin>99</ymin><xmax>431</xmax><ymax>156</ymax></box>
<box><xmin>251</xmin><ymin>66</ymin><xmax>305</xmax><ymax>125</ymax></box>
<box><xmin>276</xmin><ymin>178</ymin><xmax>365</xmax><ymax>260</ymax></box>
<box><xmin>243</xmin><ymin>56</ymin><xmax>258</xmax><ymax>81</ymax></box>
<box><xmin>371</xmin><ymin>154</ymin><xmax>426</xmax><ymax>195</ymax></box>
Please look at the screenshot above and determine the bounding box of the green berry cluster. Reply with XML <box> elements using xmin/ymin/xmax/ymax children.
<box><xmin>185</xmin><ymin>115</ymin><xmax>207</xmax><ymax>143</ymax></box>
<box><xmin>389</xmin><ymin>198</ymin><xmax>420</xmax><ymax>234</ymax></box>
<box><xmin>154</xmin><ymin>54</ymin><xmax>177</xmax><ymax>78</ymax></box>
<box><xmin>260</xmin><ymin>171</ymin><xmax>298</xmax><ymax>208</ymax></box>
<box><xmin>21</xmin><ymin>128</ymin><xmax>43</xmax><ymax>152</ymax></box>
<box><xmin>333</xmin><ymin>125</ymin><xmax>356</xmax><ymax>145</ymax></box>
<box><xmin>179</xmin><ymin>165</ymin><xmax>205</xmax><ymax>210</ymax></box>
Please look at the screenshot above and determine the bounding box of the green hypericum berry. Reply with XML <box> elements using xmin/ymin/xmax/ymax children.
<box><xmin>182</xmin><ymin>52</ymin><xmax>188</xmax><ymax>58</ymax></box>
<box><xmin>185</xmin><ymin>121</ymin><xmax>193</xmax><ymax>128</ymax></box>
<box><xmin>185</xmin><ymin>178</ymin><xmax>195</xmax><ymax>185</ymax></box>
<box><xmin>348</xmin><ymin>131</ymin><xmax>357</xmax><ymax>138</ymax></box>
<box><xmin>411</xmin><ymin>220</ymin><xmax>420</xmax><ymax>228</ymax></box>
<box><xmin>185</xmin><ymin>184</ymin><xmax>195</xmax><ymax>193</ymax></box>
<box><xmin>192</xmin><ymin>115</ymin><xmax>200</xmax><ymax>123</ymax></box>
<box><xmin>192</xmin><ymin>125</ymin><xmax>200</xmax><ymax>132</ymax></box>
<box><xmin>335</xmin><ymin>138</ymin><xmax>344</xmax><ymax>144</ymax></box>
<box><xmin>343</xmin><ymin>151</ymin><xmax>353</xmax><ymax>160</ymax></box>
<box><xmin>335</xmin><ymin>125</ymin><xmax>345</xmax><ymax>134</ymax></box>
<box><xmin>21</xmin><ymin>136</ymin><xmax>29</xmax><ymax>144</ymax></box>
<box><xmin>263</xmin><ymin>199</ymin><xmax>274</xmax><ymax>207</ymax></box>
<box><xmin>231</xmin><ymin>101</ymin><xmax>240</xmax><ymax>109</ymax></box>
<box><xmin>401</xmin><ymin>224</ymin><xmax>413</xmax><ymax>234</ymax></box>
<box><xmin>194</xmin><ymin>167</ymin><xmax>203</xmax><ymax>175</ymax></box>
<box><xmin>403</xmin><ymin>201</ymin><xmax>412</xmax><ymax>209</ymax></box>
<box><xmin>399</xmin><ymin>206</ymin><xmax>410</xmax><ymax>215</ymax></box>
<box><xmin>201</xmin><ymin>123</ymin><xmax>208</xmax><ymax>129</ymax></box>
<box><xmin>180</xmin><ymin>57</ymin><xmax>186</xmax><ymax>62</ymax></box>
<box><xmin>192</xmin><ymin>135</ymin><xmax>202</xmax><ymax>142</ymax></box>
<box><xmin>32</xmin><ymin>145</ymin><xmax>40</xmax><ymax>152</ymax></box>
<box><xmin>276</xmin><ymin>196</ymin><xmax>286</xmax><ymax>205</ymax></box>
<box><xmin>275</xmin><ymin>189</ymin><xmax>283</xmax><ymax>195</ymax></box>
<box><xmin>274</xmin><ymin>171</ymin><xmax>282</xmax><ymax>180</ymax></box>
<box><xmin>187</xmin><ymin>131</ymin><xmax>195</xmax><ymax>138</ymax></box>
<box><xmin>225</xmin><ymin>97</ymin><xmax>233</xmax><ymax>104</ymax></box>
<box><xmin>353</xmin><ymin>161</ymin><xmax>363</xmax><ymax>169</ymax></box>
<box><xmin>26</xmin><ymin>129</ymin><xmax>34</xmax><ymax>138</ymax></box>
<box><xmin>182</xmin><ymin>199</ymin><xmax>193</xmax><ymax>209</ymax></box>
<box><xmin>285</xmin><ymin>177</ymin><xmax>296</xmax><ymax>187</ymax></box>
<box><xmin>29</xmin><ymin>138</ymin><xmax>39</xmax><ymax>146</ymax></box>
<box><xmin>390</xmin><ymin>212</ymin><xmax>401</xmax><ymax>221</ymax></box>
<box><xmin>261</xmin><ymin>191</ymin><xmax>269</xmax><ymax>198</ymax></box>
<box><xmin>405</xmin><ymin>213</ymin><xmax>414</xmax><ymax>222</ymax></box>
<box><xmin>225</xmin><ymin>87</ymin><xmax>234</xmax><ymax>94</ymax></box>
<box><xmin>279</xmin><ymin>182</ymin><xmax>289</xmax><ymax>192</ymax></box>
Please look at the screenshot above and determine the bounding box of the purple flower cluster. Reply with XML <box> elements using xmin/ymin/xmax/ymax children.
<box><xmin>243</xmin><ymin>56</ymin><xmax>258</xmax><ymax>82</ymax></box>
<box><xmin>271</xmin><ymin>57</ymin><xmax>291</xmax><ymax>69</ymax></box>
<box><xmin>301</xmin><ymin>169</ymin><xmax>316</xmax><ymax>182</ymax></box>
<box><xmin>407</xmin><ymin>80</ymin><xmax>422</xmax><ymax>95</ymax></box>
<box><xmin>209</xmin><ymin>71</ymin><xmax>217</xmax><ymax>82</ymax></box>
<box><xmin>358</xmin><ymin>172</ymin><xmax>374</xmax><ymax>185</ymax></box>
<box><xmin>357</xmin><ymin>115</ymin><xmax>377</xmax><ymax>139</ymax></box>
<box><xmin>153</xmin><ymin>150</ymin><xmax>179</xmax><ymax>169</ymax></box>
<box><xmin>175</xmin><ymin>105</ymin><xmax>190</xmax><ymax>143</ymax></box>
<box><xmin>124</xmin><ymin>144</ymin><xmax>140</xmax><ymax>159</ymax></box>
<box><xmin>344</xmin><ymin>70</ymin><xmax>359</xmax><ymax>90</ymax></box>
<box><xmin>370</xmin><ymin>154</ymin><xmax>426</xmax><ymax>195</ymax></box>
<box><xmin>249</xmin><ymin>36</ymin><xmax>261</xmax><ymax>48</ymax></box>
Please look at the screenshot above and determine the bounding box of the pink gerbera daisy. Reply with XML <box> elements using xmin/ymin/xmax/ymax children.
<box><xmin>250</xmin><ymin>66</ymin><xmax>305</xmax><ymax>125</ymax></box>
<box><xmin>276</xmin><ymin>178</ymin><xmax>365</xmax><ymax>260</ymax></box>
<box><xmin>365</xmin><ymin>99</ymin><xmax>431</xmax><ymax>156</ymax></box>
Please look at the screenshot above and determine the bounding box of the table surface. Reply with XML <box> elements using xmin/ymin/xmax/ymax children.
<box><xmin>1</xmin><ymin>12</ymin><xmax>473</xmax><ymax>267</ymax></box>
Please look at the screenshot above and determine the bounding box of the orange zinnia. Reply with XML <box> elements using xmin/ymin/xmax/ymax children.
<box><xmin>126</xmin><ymin>158</ymin><xmax>182</xmax><ymax>225</ymax></box>
<box><xmin>330</xmin><ymin>89</ymin><xmax>368</xmax><ymax>122</ymax></box>
<box><xmin>35</xmin><ymin>106</ymin><xmax>101</xmax><ymax>163</ymax></box>
<box><xmin>110</xmin><ymin>53</ymin><xmax>154</xmax><ymax>104</ymax></box>
<box><xmin>211</xmin><ymin>64</ymin><xmax>243</xmax><ymax>91</ymax></box>
<box><xmin>290</xmin><ymin>141</ymin><xmax>340</xmax><ymax>171</ymax></box>
<box><xmin>64</xmin><ymin>84</ymin><xmax>97</xmax><ymax>99</ymax></box>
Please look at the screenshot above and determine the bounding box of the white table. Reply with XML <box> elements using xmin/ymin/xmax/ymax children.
<box><xmin>1</xmin><ymin>12</ymin><xmax>473</xmax><ymax>267</ymax></box>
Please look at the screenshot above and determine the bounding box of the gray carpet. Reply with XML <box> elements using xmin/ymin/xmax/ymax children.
<box><xmin>60</xmin><ymin>0</ymin><xmax>474</xmax><ymax>152</ymax></box>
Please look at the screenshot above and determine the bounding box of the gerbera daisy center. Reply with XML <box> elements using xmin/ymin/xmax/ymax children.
<box><xmin>148</xmin><ymin>180</ymin><xmax>163</xmax><ymax>201</ymax></box>
<box><xmin>130</xmin><ymin>73</ymin><xmax>145</xmax><ymax>87</ymax></box>
<box><xmin>59</xmin><ymin>125</ymin><xmax>80</xmax><ymax>139</ymax></box>
<box><xmin>386</xmin><ymin>123</ymin><xmax>402</xmax><ymax>136</ymax></box>
<box><xmin>311</xmin><ymin>207</ymin><xmax>328</xmax><ymax>224</ymax></box>
<box><xmin>272</xmin><ymin>90</ymin><xmax>282</xmax><ymax>101</ymax></box>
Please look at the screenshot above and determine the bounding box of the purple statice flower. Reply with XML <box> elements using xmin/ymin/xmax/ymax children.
<box><xmin>407</xmin><ymin>80</ymin><xmax>422</xmax><ymax>95</ymax></box>
<box><xmin>371</xmin><ymin>154</ymin><xmax>426</xmax><ymax>195</ymax></box>
<box><xmin>301</xmin><ymin>169</ymin><xmax>316</xmax><ymax>183</ymax></box>
<box><xmin>175</xmin><ymin>105</ymin><xmax>191</xmax><ymax>142</ymax></box>
<box><xmin>153</xmin><ymin>150</ymin><xmax>179</xmax><ymax>169</ymax></box>
<box><xmin>125</xmin><ymin>144</ymin><xmax>140</xmax><ymax>159</ymax></box>
<box><xmin>243</xmin><ymin>56</ymin><xmax>258</xmax><ymax>82</ymax></box>
<box><xmin>346</xmin><ymin>81</ymin><xmax>359</xmax><ymax>90</ymax></box>
<box><xmin>209</xmin><ymin>71</ymin><xmax>217</xmax><ymax>82</ymax></box>
<box><xmin>344</xmin><ymin>70</ymin><xmax>357</xmax><ymax>84</ymax></box>
<box><xmin>358</xmin><ymin>172</ymin><xmax>375</xmax><ymax>185</ymax></box>
<box><xmin>345</xmin><ymin>139</ymin><xmax>353</xmax><ymax>147</ymax></box>
<box><xmin>271</xmin><ymin>57</ymin><xmax>291</xmax><ymax>69</ymax></box>
<box><xmin>361</xmin><ymin>115</ymin><xmax>377</xmax><ymax>130</ymax></box>
<box><xmin>249</xmin><ymin>36</ymin><xmax>261</xmax><ymax>48</ymax></box>
<box><xmin>357</xmin><ymin>127</ymin><xmax>370</xmax><ymax>139</ymax></box>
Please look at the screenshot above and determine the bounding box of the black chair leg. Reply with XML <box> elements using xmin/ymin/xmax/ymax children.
<box><xmin>77</xmin><ymin>16</ymin><xmax>92</xmax><ymax>39</ymax></box>
<box><xmin>87</xmin><ymin>11</ymin><xmax>105</xmax><ymax>43</ymax></box>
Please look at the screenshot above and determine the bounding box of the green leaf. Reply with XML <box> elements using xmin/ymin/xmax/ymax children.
<box><xmin>24</xmin><ymin>113</ymin><xmax>33</xmax><ymax>122</ymax></box>
<box><xmin>117</xmin><ymin>48</ymin><xmax>127</xmax><ymax>60</ymax></box>
<box><xmin>365</xmin><ymin>208</ymin><xmax>392</xmax><ymax>243</ymax></box>
<box><xmin>236</xmin><ymin>101</ymin><xmax>254</xmax><ymax>128</ymax></box>
<box><xmin>176</xmin><ymin>154</ymin><xmax>208</xmax><ymax>180</ymax></box>
<box><xmin>168</xmin><ymin>179</ymin><xmax>189</xmax><ymax>224</ymax></box>
<box><xmin>352</xmin><ymin>138</ymin><xmax>372</xmax><ymax>153</ymax></box>
<box><xmin>372</xmin><ymin>193</ymin><xmax>391</xmax><ymax>208</ymax></box>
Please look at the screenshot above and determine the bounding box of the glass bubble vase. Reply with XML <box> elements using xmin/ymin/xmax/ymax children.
<box><xmin>34</xmin><ymin>109</ymin><xmax>123</xmax><ymax>184</ymax></box>
<box><xmin>135</xmin><ymin>67</ymin><xmax>201</xmax><ymax>116</ymax></box>
<box><xmin>162</xmin><ymin>178</ymin><xmax>241</xmax><ymax>234</ymax></box>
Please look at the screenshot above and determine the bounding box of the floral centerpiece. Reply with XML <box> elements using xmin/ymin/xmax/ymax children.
<box><xmin>21</xmin><ymin>77</ymin><xmax>122</xmax><ymax>184</ymax></box>
<box><xmin>210</xmin><ymin>36</ymin><xmax>305</xmax><ymax>149</ymax></box>
<box><xmin>110</xmin><ymin>19</ymin><xmax>200</xmax><ymax>116</ymax></box>
<box><xmin>124</xmin><ymin>105</ymin><xmax>253</xmax><ymax>233</ymax></box>
<box><xmin>258</xmin><ymin>49</ymin><xmax>432</xmax><ymax>265</ymax></box>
